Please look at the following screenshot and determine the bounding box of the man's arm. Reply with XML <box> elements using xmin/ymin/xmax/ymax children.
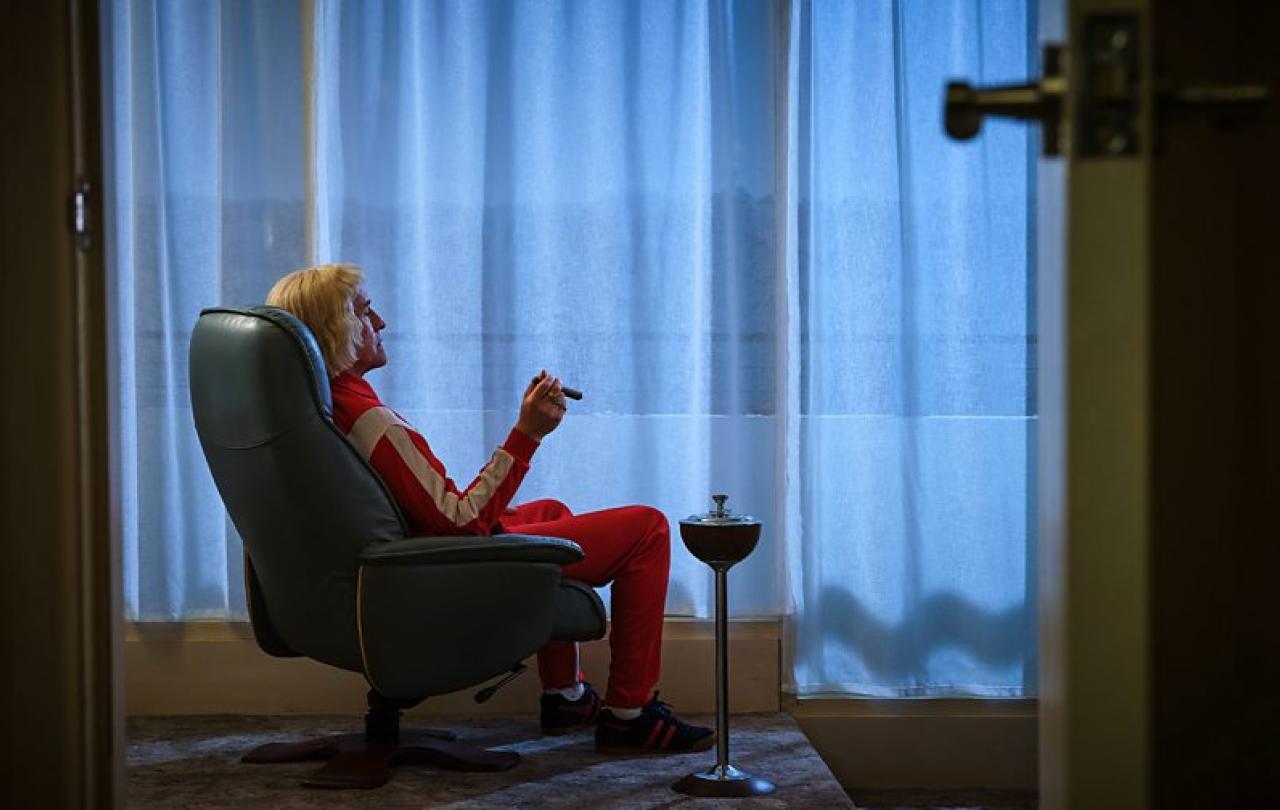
<box><xmin>347</xmin><ymin>370</ymin><xmax>566</xmax><ymax>536</ymax></box>
<box><xmin>370</xmin><ymin>421</ymin><xmax>539</xmax><ymax>536</ymax></box>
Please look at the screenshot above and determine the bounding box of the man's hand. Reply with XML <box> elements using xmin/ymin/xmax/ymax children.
<box><xmin>515</xmin><ymin>369</ymin><xmax>567</xmax><ymax>441</ymax></box>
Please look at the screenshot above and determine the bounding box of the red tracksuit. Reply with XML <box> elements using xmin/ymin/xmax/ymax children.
<box><xmin>330</xmin><ymin>372</ymin><xmax>669</xmax><ymax>708</ymax></box>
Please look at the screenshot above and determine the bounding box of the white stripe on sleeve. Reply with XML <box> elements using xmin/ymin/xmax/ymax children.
<box><xmin>345</xmin><ymin>405</ymin><xmax>515</xmax><ymax>528</ymax></box>
<box><xmin>346</xmin><ymin>406</ymin><xmax>406</xmax><ymax>461</ymax></box>
<box><xmin>381</xmin><ymin>424</ymin><xmax>514</xmax><ymax>527</ymax></box>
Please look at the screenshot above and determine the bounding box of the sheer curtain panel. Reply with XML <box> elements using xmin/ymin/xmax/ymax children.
<box><xmin>105</xmin><ymin>0</ymin><xmax>305</xmax><ymax>619</ymax></box>
<box><xmin>309</xmin><ymin>0</ymin><xmax>787</xmax><ymax>618</ymax></box>
<box><xmin>784</xmin><ymin>0</ymin><xmax>1037</xmax><ymax>696</ymax></box>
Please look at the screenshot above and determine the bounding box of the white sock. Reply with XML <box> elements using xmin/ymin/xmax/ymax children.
<box><xmin>545</xmin><ymin>682</ymin><xmax>585</xmax><ymax>702</ymax></box>
<box><xmin>605</xmin><ymin>705</ymin><xmax>641</xmax><ymax>720</ymax></box>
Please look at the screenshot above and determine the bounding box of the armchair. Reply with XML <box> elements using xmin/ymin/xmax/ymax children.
<box><xmin>189</xmin><ymin>306</ymin><xmax>606</xmax><ymax>788</ymax></box>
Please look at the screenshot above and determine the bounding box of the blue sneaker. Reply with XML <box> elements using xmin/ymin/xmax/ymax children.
<box><xmin>595</xmin><ymin>692</ymin><xmax>715</xmax><ymax>754</ymax></box>
<box><xmin>540</xmin><ymin>682</ymin><xmax>602</xmax><ymax>735</ymax></box>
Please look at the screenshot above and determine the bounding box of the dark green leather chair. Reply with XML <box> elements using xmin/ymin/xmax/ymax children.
<box><xmin>189</xmin><ymin>306</ymin><xmax>606</xmax><ymax>789</ymax></box>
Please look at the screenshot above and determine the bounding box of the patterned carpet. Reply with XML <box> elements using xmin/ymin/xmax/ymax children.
<box><xmin>127</xmin><ymin>713</ymin><xmax>853</xmax><ymax>809</ymax></box>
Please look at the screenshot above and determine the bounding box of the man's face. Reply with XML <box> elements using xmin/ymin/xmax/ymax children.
<box><xmin>350</xmin><ymin>288</ymin><xmax>387</xmax><ymax>375</ymax></box>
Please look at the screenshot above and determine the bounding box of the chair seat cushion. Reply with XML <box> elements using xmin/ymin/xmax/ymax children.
<box><xmin>553</xmin><ymin>579</ymin><xmax>606</xmax><ymax>641</ymax></box>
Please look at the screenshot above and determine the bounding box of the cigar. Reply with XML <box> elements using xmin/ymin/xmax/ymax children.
<box><xmin>533</xmin><ymin>371</ymin><xmax>583</xmax><ymax>400</ymax></box>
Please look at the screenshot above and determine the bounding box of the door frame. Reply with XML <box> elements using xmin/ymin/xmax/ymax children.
<box><xmin>0</xmin><ymin>0</ymin><xmax>121</xmax><ymax>805</ymax></box>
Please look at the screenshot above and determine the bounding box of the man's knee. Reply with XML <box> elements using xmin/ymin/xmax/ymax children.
<box><xmin>522</xmin><ymin>498</ymin><xmax>571</xmax><ymax>520</ymax></box>
<box><xmin>632</xmin><ymin>506</ymin><xmax>670</xmax><ymax>553</ymax></box>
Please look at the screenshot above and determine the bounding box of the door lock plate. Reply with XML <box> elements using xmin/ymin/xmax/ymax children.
<box><xmin>1078</xmin><ymin>15</ymin><xmax>1141</xmax><ymax>157</ymax></box>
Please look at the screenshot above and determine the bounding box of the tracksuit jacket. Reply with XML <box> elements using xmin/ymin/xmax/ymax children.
<box><xmin>329</xmin><ymin>371</ymin><xmax>539</xmax><ymax>536</ymax></box>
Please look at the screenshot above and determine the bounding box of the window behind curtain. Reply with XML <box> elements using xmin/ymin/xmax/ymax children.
<box><xmin>106</xmin><ymin>0</ymin><xmax>1036</xmax><ymax>698</ymax></box>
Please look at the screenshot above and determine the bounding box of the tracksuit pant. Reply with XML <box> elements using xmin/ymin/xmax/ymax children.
<box><xmin>502</xmin><ymin>499</ymin><xmax>670</xmax><ymax>709</ymax></box>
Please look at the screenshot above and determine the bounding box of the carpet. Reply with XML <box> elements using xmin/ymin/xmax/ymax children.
<box><xmin>127</xmin><ymin>713</ymin><xmax>854</xmax><ymax>808</ymax></box>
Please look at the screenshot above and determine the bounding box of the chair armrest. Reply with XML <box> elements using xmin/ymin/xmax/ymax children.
<box><xmin>358</xmin><ymin>533</ymin><xmax>583</xmax><ymax>567</ymax></box>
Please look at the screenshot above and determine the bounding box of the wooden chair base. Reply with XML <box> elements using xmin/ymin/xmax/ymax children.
<box><xmin>241</xmin><ymin>691</ymin><xmax>520</xmax><ymax>789</ymax></box>
<box><xmin>243</xmin><ymin>731</ymin><xmax>520</xmax><ymax>789</ymax></box>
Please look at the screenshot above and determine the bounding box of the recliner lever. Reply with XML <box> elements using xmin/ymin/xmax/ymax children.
<box><xmin>473</xmin><ymin>664</ymin><xmax>528</xmax><ymax>703</ymax></box>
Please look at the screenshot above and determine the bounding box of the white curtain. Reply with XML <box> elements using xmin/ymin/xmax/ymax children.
<box><xmin>308</xmin><ymin>0</ymin><xmax>785</xmax><ymax>619</ymax></box>
<box><xmin>784</xmin><ymin>0</ymin><xmax>1037</xmax><ymax>697</ymax></box>
<box><xmin>104</xmin><ymin>0</ymin><xmax>306</xmax><ymax>619</ymax></box>
<box><xmin>106</xmin><ymin>0</ymin><xmax>1036</xmax><ymax>697</ymax></box>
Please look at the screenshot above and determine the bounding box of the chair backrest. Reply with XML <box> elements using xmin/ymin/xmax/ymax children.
<box><xmin>189</xmin><ymin>306</ymin><xmax>407</xmax><ymax>672</ymax></box>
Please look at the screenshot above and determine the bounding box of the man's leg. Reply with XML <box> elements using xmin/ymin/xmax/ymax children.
<box><xmin>505</xmin><ymin>505</ymin><xmax>671</xmax><ymax>709</ymax></box>
<box><xmin>504</xmin><ymin>499</ymin><xmax>582</xmax><ymax>688</ymax></box>
<box><xmin>505</xmin><ymin>498</ymin><xmax>573</xmax><ymax>524</ymax></box>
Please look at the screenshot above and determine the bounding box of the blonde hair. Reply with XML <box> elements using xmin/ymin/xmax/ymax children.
<box><xmin>266</xmin><ymin>263</ymin><xmax>364</xmax><ymax>376</ymax></box>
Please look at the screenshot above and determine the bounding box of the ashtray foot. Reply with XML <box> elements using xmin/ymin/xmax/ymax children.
<box><xmin>672</xmin><ymin>764</ymin><xmax>776</xmax><ymax>797</ymax></box>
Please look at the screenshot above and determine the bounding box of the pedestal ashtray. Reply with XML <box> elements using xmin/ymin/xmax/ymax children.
<box><xmin>671</xmin><ymin>494</ymin><xmax>776</xmax><ymax>798</ymax></box>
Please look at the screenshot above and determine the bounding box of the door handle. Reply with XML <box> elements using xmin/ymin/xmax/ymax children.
<box><xmin>946</xmin><ymin>15</ymin><xmax>1272</xmax><ymax>159</ymax></box>
<box><xmin>945</xmin><ymin>45</ymin><xmax>1067</xmax><ymax>156</ymax></box>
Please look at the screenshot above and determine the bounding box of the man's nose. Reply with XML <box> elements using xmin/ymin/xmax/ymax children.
<box><xmin>372</xmin><ymin>309</ymin><xmax>386</xmax><ymax>330</ymax></box>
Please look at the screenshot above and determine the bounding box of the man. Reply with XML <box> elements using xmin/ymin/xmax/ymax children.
<box><xmin>266</xmin><ymin>263</ymin><xmax>713</xmax><ymax>754</ymax></box>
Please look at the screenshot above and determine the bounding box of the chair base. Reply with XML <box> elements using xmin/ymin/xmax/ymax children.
<box><xmin>241</xmin><ymin>690</ymin><xmax>520</xmax><ymax>789</ymax></box>
<box><xmin>243</xmin><ymin>731</ymin><xmax>520</xmax><ymax>789</ymax></box>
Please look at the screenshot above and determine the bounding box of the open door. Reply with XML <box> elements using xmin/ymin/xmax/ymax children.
<box><xmin>947</xmin><ymin>0</ymin><xmax>1278</xmax><ymax>806</ymax></box>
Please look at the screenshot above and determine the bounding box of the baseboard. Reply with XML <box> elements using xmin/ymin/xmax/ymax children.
<box><xmin>789</xmin><ymin>697</ymin><xmax>1039</xmax><ymax>790</ymax></box>
<box><xmin>125</xmin><ymin>618</ymin><xmax>780</xmax><ymax>717</ymax></box>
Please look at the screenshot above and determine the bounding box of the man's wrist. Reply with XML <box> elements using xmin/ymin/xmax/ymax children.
<box><xmin>506</xmin><ymin>426</ymin><xmax>542</xmax><ymax>463</ymax></box>
<box><xmin>514</xmin><ymin>420</ymin><xmax>542</xmax><ymax>439</ymax></box>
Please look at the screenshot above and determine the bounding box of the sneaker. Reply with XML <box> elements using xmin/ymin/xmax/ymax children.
<box><xmin>595</xmin><ymin>692</ymin><xmax>716</xmax><ymax>754</ymax></box>
<box><xmin>540</xmin><ymin>682</ymin><xmax>602</xmax><ymax>735</ymax></box>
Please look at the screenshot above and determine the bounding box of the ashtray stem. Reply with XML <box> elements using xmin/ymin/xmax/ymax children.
<box><xmin>714</xmin><ymin>566</ymin><xmax>730</xmax><ymax>771</ymax></box>
<box><xmin>671</xmin><ymin>562</ymin><xmax>775</xmax><ymax>797</ymax></box>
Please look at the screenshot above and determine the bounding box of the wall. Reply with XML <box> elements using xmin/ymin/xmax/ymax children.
<box><xmin>126</xmin><ymin>619</ymin><xmax>780</xmax><ymax>717</ymax></box>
